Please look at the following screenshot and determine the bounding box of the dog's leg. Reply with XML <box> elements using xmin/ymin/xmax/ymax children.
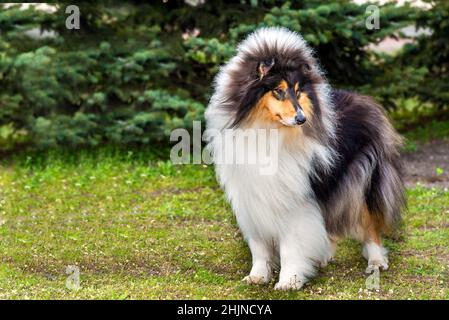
<box><xmin>363</xmin><ymin>240</ymin><xmax>388</xmax><ymax>274</ymax></box>
<box><xmin>242</xmin><ymin>238</ymin><xmax>272</xmax><ymax>285</ymax></box>
<box><xmin>274</xmin><ymin>207</ymin><xmax>330</xmax><ymax>290</ymax></box>
<box><xmin>361</xmin><ymin>206</ymin><xmax>389</xmax><ymax>274</ymax></box>
<box><xmin>319</xmin><ymin>235</ymin><xmax>338</xmax><ymax>268</ymax></box>
<box><xmin>274</xmin><ymin>240</ymin><xmax>309</xmax><ymax>290</ymax></box>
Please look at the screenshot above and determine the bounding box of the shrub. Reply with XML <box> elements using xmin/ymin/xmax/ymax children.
<box><xmin>0</xmin><ymin>1</ymin><xmax>437</xmax><ymax>151</ymax></box>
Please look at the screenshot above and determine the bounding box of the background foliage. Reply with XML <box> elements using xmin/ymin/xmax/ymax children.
<box><xmin>0</xmin><ymin>0</ymin><xmax>447</xmax><ymax>151</ymax></box>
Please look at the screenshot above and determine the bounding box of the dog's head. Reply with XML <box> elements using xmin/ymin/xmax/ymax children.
<box><xmin>253</xmin><ymin>60</ymin><xmax>313</xmax><ymax>127</ymax></box>
<box><xmin>226</xmin><ymin>28</ymin><xmax>326</xmax><ymax>129</ymax></box>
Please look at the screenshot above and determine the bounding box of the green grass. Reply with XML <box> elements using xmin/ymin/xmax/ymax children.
<box><xmin>0</xmin><ymin>150</ymin><xmax>448</xmax><ymax>300</ymax></box>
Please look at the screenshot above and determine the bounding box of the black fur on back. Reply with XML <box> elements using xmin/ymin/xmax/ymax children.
<box><xmin>310</xmin><ymin>89</ymin><xmax>406</xmax><ymax>236</ymax></box>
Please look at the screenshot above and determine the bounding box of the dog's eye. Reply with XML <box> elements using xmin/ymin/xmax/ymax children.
<box><xmin>272</xmin><ymin>88</ymin><xmax>285</xmax><ymax>100</ymax></box>
<box><xmin>263</xmin><ymin>58</ymin><xmax>275</xmax><ymax>67</ymax></box>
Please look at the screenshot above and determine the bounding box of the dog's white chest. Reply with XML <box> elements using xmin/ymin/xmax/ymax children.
<box><xmin>217</xmin><ymin>147</ymin><xmax>314</xmax><ymax>240</ymax></box>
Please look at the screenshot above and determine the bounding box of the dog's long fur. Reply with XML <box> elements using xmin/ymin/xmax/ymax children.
<box><xmin>205</xmin><ymin>27</ymin><xmax>405</xmax><ymax>290</ymax></box>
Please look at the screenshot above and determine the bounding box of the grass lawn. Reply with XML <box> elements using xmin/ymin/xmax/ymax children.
<box><xmin>0</xmin><ymin>149</ymin><xmax>448</xmax><ymax>300</ymax></box>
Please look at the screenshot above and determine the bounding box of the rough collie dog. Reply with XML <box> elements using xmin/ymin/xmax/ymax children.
<box><xmin>205</xmin><ymin>27</ymin><xmax>405</xmax><ymax>290</ymax></box>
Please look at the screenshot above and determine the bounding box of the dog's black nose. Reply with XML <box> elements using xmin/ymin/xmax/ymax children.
<box><xmin>295</xmin><ymin>113</ymin><xmax>306</xmax><ymax>125</ymax></box>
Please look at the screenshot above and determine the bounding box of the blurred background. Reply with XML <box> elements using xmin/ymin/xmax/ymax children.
<box><xmin>0</xmin><ymin>0</ymin><xmax>448</xmax><ymax>152</ymax></box>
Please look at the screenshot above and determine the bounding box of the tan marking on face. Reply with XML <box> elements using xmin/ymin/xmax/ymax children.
<box><xmin>298</xmin><ymin>92</ymin><xmax>313</xmax><ymax>119</ymax></box>
<box><xmin>250</xmin><ymin>80</ymin><xmax>313</xmax><ymax>129</ymax></box>
<box><xmin>253</xmin><ymin>80</ymin><xmax>295</xmax><ymax>126</ymax></box>
<box><xmin>265</xmin><ymin>94</ymin><xmax>296</xmax><ymax>125</ymax></box>
<box><xmin>278</xmin><ymin>80</ymin><xmax>288</xmax><ymax>90</ymax></box>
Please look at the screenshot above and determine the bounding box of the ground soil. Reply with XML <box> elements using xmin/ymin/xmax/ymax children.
<box><xmin>402</xmin><ymin>139</ymin><xmax>449</xmax><ymax>189</ymax></box>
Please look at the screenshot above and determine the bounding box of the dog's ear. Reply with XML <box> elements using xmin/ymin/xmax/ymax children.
<box><xmin>258</xmin><ymin>58</ymin><xmax>275</xmax><ymax>80</ymax></box>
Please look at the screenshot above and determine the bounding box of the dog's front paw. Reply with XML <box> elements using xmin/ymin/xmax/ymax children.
<box><xmin>318</xmin><ymin>256</ymin><xmax>335</xmax><ymax>268</ymax></box>
<box><xmin>242</xmin><ymin>275</ymin><xmax>269</xmax><ymax>285</ymax></box>
<box><xmin>274</xmin><ymin>279</ymin><xmax>303</xmax><ymax>291</ymax></box>
<box><xmin>365</xmin><ymin>259</ymin><xmax>389</xmax><ymax>274</ymax></box>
